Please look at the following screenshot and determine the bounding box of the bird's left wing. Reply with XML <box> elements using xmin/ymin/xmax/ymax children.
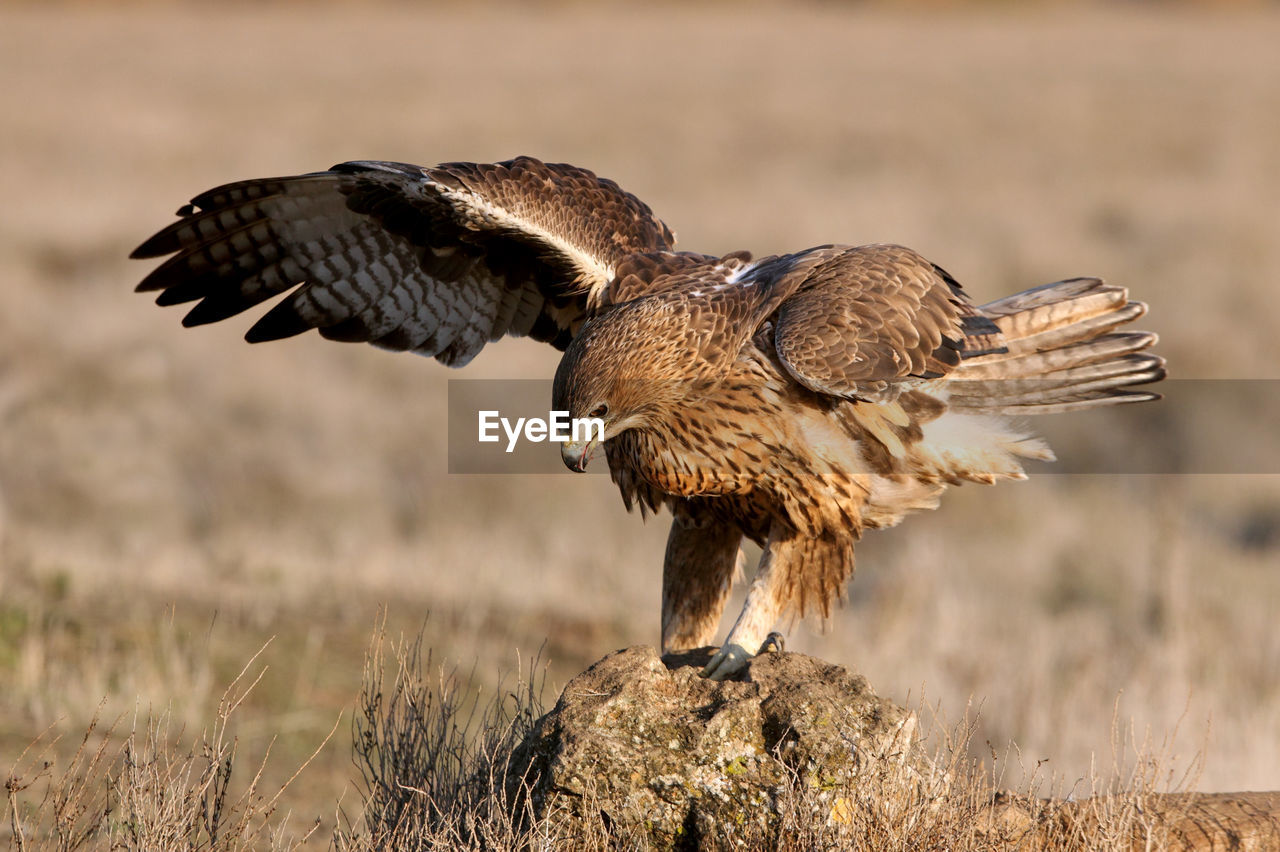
<box><xmin>132</xmin><ymin>157</ymin><xmax>675</xmax><ymax>365</ymax></box>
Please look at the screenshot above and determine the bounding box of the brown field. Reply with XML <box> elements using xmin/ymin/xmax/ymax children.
<box><xmin>2</xmin><ymin>3</ymin><xmax>1279</xmax><ymax>847</ymax></box>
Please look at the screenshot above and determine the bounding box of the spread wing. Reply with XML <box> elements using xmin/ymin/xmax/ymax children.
<box><xmin>763</xmin><ymin>244</ymin><xmax>1004</xmax><ymax>397</ymax></box>
<box><xmin>132</xmin><ymin>156</ymin><xmax>676</xmax><ymax>366</ymax></box>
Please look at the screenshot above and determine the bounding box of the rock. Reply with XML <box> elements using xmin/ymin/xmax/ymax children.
<box><xmin>505</xmin><ymin>645</ymin><xmax>932</xmax><ymax>850</ymax></box>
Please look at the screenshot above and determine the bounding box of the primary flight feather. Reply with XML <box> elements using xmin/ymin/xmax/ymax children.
<box><xmin>133</xmin><ymin>156</ymin><xmax>1165</xmax><ymax>679</ymax></box>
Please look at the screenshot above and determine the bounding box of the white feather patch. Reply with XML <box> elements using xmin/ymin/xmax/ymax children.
<box><xmin>917</xmin><ymin>411</ymin><xmax>1054</xmax><ymax>482</ymax></box>
<box><xmin>429</xmin><ymin>181</ymin><xmax>615</xmax><ymax>305</ymax></box>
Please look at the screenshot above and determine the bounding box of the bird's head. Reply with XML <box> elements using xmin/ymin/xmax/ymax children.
<box><xmin>552</xmin><ymin>302</ymin><xmax>700</xmax><ymax>472</ymax></box>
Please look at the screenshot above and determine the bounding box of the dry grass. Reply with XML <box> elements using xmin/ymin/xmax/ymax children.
<box><xmin>4</xmin><ymin>643</ymin><xmax>332</xmax><ymax>851</ymax></box>
<box><xmin>2</xmin><ymin>2</ymin><xmax>1279</xmax><ymax>847</ymax></box>
<box><xmin>7</xmin><ymin>624</ymin><xmax>1210</xmax><ymax>850</ymax></box>
<box><xmin>342</xmin><ymin>626</ymin><xmax>548</xmax><ymax>848</ymax></box>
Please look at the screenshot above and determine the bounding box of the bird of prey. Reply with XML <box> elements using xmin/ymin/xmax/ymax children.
<box><xmin>132</xmin><ymin>156</ymin><xmax>1165</xmax><ymax>680</ymax></box>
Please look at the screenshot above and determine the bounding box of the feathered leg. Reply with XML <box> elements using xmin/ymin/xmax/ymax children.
<box><xmin>661</xmin><ymin>503</ymin><xmax>744</xmax><ymax>653</ymax></box>
<box><xmin>703</xmin><ymin>529</ymin><xmax>854</xmax><ymax>681</ymax></box>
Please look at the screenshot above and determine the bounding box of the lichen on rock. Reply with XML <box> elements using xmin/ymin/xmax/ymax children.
<box><xmin>505</xmin><ymin>645</ymin><xmax>933</xmax><ymax>849</ymax></box>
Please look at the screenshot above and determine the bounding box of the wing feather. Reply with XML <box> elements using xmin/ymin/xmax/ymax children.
<box><xmin>132</xmin><ymin>156</ymin><xmax>676</xmax><ymax>364</ymax></box>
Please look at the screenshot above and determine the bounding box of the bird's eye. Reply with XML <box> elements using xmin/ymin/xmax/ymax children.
<box><xmin>588</xmin><ymin>403</ymin><xmax>609</xmax><ymax>419</ymax></box>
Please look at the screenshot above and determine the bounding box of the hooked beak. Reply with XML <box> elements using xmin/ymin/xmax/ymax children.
<box><xmin>561</xmin><ymin>438</ymin><xmax>597</xmax><ymax>473</ymax></box>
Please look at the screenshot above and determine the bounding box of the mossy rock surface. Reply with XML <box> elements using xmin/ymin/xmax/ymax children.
<box><xmin>507</xmin><ymin>645</ymin><xmax>930</xmax><ymax>849</ymax></box>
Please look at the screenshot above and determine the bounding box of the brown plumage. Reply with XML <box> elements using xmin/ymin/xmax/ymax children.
<box><xmin>133</xmin><ymin>156</ymin><xmax>1166</xmax><ymax>679</ymax></box>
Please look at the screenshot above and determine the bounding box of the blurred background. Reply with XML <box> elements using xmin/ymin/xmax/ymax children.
<box><xmin>2</xmin><ymin>0</ymin><xmax>1278</xmax><ymax>837</ymax></box>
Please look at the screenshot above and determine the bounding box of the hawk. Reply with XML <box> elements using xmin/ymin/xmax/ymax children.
<box><xmin>133</xmin><ymin>157</ymin><xmax>1165</xmax><ymax>679</ymax></box>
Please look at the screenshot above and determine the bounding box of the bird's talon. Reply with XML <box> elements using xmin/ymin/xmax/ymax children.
<box><xmin>758</xmin><ymin>632</ymin><xmax>785</xmax><ymax>654</ymax></box>
<box><xmin>701</xmin><ymin>643</ymin><xmax>752</xmax><ymax>681</ymax></box>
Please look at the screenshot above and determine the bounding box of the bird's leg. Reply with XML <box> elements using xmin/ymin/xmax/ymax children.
<box><xmin>702</xmin><ymin>545</ymin><xmax>787</xmax><ymax>680</ymax></box>
<box><xmin>661</xmin><ymin>508</ymin><xmax>743</xmax><ymax>653</ymax></box>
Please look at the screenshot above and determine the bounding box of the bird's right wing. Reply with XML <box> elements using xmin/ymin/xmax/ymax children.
<box><xmin>763</xmin><ymin>244</ymin><xmax>1001</xmax><ymax>398</ymax></box>
<box><xmin>132</xmin><ymin>157</ymin><xmax>675</xmax><ymax>366</ymax></box>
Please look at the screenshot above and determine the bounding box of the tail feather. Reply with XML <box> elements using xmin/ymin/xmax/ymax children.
<box><xmin>951</xmin><ymin>354</ymin><xmax>1165</xmax><ymax>400</ymax></box>
<box><xmin>992</xmin><ymin>389</ymin><xmax>1161</xmax><ymax>416</ymax></box>
<box><xmin>948</xmin><ymin>278</ymin><xmax>1165</xmax><ymax>415</ymax></box>
<box><xmin>954</xmin><ymin>331</ymin><xmax>1157</xmax><ymax>379</ymax></box>
<box><xmin>981</xmin><ymin>277</ymin><xmax>1123</xmax><ymax>332</ymax></box>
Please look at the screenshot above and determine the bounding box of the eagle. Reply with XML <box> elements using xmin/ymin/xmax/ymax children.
<box><xmin>132</xmin><ymin>157</ymin><xmax>1165</xmax><ymax>680</ymax></box>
